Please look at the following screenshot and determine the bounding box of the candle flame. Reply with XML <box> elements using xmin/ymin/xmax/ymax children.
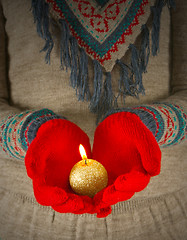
<box><xmin>79</xmin><ymin>144</ymin><xmax>87</xmax><ymax>160</ymax></box>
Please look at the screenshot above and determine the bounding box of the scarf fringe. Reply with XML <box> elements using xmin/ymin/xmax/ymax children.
<box><xmin>32</xmin><ymin>0</ymin><xmax>54</xmax><ymax>64</ymax></box>
<box><xmin>89</xmin><ymin>60</ymin><xmax>103</xmax><ymax>113</ymax></box>
<box><xmin>69</xmin><ymin>36</ymin><xmax>79</xmax><ymax>89</ymax></box>
<box><xmin>92</xmin><ymin>72</ymin><xmax>115</xmax><ymax>125</ymax></box>
<box><xmin>31</xmin><ymin>0</ymin><xmax>175</xmax><ymax>122</ymax></box>
<box><xmin>151</xmin><ymin>0</ymin><xmax>164</xmax><ymax>56</ymax></box>
<box><xmin>77</xmin><ymin>48</ymin><xmax>91</xmax><ymax>101</ymax></box>
<box><xmin>59</xmin><ymin>19</ymin><xmax>71</xmax><ymax>70</ymax></box>
<box><xmin>140</xmin><ymin>24</ymin><xmax>150</xmax><ymax>73</ymax></box>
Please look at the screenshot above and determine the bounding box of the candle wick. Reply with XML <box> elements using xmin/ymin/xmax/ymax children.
<box><xmin>83</xmin><ymin>156</ymin><xmax>87</xmax><ymax>165</ymax></box>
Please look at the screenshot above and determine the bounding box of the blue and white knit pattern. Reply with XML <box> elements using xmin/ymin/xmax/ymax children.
<box><xmin>102</xmin><ymin>102</ymin><xmax>187</xmax><ymax>147</ymax></box>
<box><xmin>134</xmin><ymin>103</ymin><xmax>187</xmax><ymax>147</ymax></box>
<box><xmin>0</xmin><ymin>109</ymin><xmax>64</xmax><ymax>160</ymax></box>
<box><xmin>0</xmin><ymin>103</ymin><xmax>186</xmax><ymax>160</ymax></box>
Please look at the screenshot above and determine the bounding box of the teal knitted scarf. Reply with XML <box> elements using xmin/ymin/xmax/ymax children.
<box><xmin>31</xmin><ymin>0</ymin><xmax>176</xmax><ymax>121</ymax></box>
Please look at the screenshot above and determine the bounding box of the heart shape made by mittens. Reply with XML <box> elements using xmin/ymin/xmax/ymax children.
<box><xmin>25</xmin><ymin>112</ymin><xmax>161</xmax><ymax>218</ymax></box>
<box><xmin>46</xmin><ymin>0</ymin><xmax>152</xmax><ymax>71</ymax></box>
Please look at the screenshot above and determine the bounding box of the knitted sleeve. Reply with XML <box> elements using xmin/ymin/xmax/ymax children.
<box><xmin>1</xmin><ymin>101</ymin><xmax>186</xmax><ymax>161</ymax></box>
<box><xmin>0</xmin><ymin>109</ymin><xmax>65</xmax><ymax>160</ymax></box>
<box><xmin>0</xmin><ymin>0</ymin><xmax>186</xmax><ymax>160</ymax></box>
<box><xmin>101</xmin><ymin>102</ymin><xmax>187</xmax><ymax>147</ymax></box>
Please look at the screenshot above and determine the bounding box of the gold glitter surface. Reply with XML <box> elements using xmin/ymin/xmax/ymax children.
<box><xmin>69</xmin><ymin>159</ymin><xmax>108</xmax><ymax>198</ymax></box>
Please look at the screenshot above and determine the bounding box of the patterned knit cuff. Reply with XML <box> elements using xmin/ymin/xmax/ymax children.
<box><xmin>0</xmin><ymin>109</ymin><xmax>65</xmax><ymax>160</ymax></box>
<box><xmin>20</xmin><ymin>109</ymin><xmax>66</xmax><ymax>151</ymax></box>
<box><xmin>132</xmin><ymin>103</ymin><xmax>187</xmax><ymax>147</ymax></box>
<box><xmin>101</xmin><ymin>103</ymin><xmax>187</xmax><ymax>147</ymax></box>
<box><xmin>101</xmin><ymin>107</ymin><xmax>157</xmax><ymax>136</ymax></box>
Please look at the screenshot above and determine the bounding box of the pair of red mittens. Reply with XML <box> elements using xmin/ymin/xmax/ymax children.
<box><xmin>25</xmin><ymin>112</ymin><xmax>161</xmax><ymax>218</ymax></box>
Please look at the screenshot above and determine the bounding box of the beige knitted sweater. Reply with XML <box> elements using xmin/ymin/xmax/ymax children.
<box><xmin>0</xmin><ymin>0</ymin><xmax>186</xmax><ymax>239</ymax></box>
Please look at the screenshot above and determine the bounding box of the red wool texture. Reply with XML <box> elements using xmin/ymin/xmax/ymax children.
<box><xmin>25</xmin><ymin>112</ymin><xmax>161</xmax><ymax>218</ymax></box>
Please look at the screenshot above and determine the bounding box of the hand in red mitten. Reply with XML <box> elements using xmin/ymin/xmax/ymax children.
<box><xmin>25</xmin><ymin>118</ymin><xmax>97</xmax><ymax>214</ymax></box>
<box><xmin>1</xmin><ymin>103</ymin><xmax>186</xmax><ymax>217</ymax></box>
<box><xmin>92</xmin><ymin>111</ymin><xmax>161</xmax><ymax>210</ymax></box>
<box><xmin>1</xmin><ymin>108</ymin><xmax>165</xmax><ymax>217</ymax></box>
<box><xmin>24</xmin><ymin>110</ymin><xmax>161</xmax><ymax>217</ymax></box>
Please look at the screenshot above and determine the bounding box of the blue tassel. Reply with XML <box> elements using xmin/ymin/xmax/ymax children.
<box><xmin>140</xmin><ymin>24</ymin><xmax>150</xmax><ymax>73</ymax></box>
<box><xmin>167</xmin><ymin>0</ymin><xmax>176</xmax><ymax>9</ymax></box>
<box><xmin>151</xmin><ymin>0</ymin><xmax>176</xmax><ymax>56</ymax></box>
<box><xmin>99</xmin><ymin>72</ymin><xmax>114</xmax><ymax>112</ymax></box>
<box><xmin>151</xmin><ymin>0</ymin><xmax>165</xmax><ymax>56</ymax></box>
<box><xmin>31</xmin><ymin>0</ymin><xmax>43</xmax><ymax>37</ymax></box>
<box><xmin>116</xmin><ymin>60</ymin><xmax>136</xmax><ymax>103</ymax></box>
<box><xmin>69</xmin><ymin>37</ymin><xmax>79</xmax><ymax>89</ymax></box>
<box><xmin>77</xmin><ymin>48</ymin><xmax>91</xmax><ymax>101</ymax></box>
<box><xmin>129</xmin><ymin>44</ymin><xmax>145</xmax><ymax>94</ymax></box>
<box><xmin>95</xmin><ymin>72</ymin><xmax>114</xmax><ymax>125</ymax></box>
<box><xmin>103</xmin><ymin>72</ymin><xmax>114</xmax><ymax>111</ymax></box>
<box><xmin>89</xmin><ymin>60</ymin><xmax>103</xmax><ymax>113</ymax></box>
<box><xmin>31</xmin><ymin>0</ymin><xmax>54</xmax><ymax>64</ymax></box>
<box><xmin>59</xmin><ymin>19</ymin><xmax>71</xmax><ymax>70</ymax></box>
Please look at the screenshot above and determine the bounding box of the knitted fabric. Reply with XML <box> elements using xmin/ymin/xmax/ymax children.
<box><xmin>135</xmin><ymin>103</ymin><xmax>187</xmax><ymax>146</ymax></box>
<box><xmin>1</xmin><ymin>102</ymin><xmax>186</xmax><ymax>161</ymax></box>
<box><xmin>0</xmin><ymin>103</ymin><xmax>186</xmax><ymax>217</ymax></box>
<box><xmin>101</xmin><ymin>103</ymin><xmax>187</xmax><ymax>147</ymax></box>
<box><xmin>0</xmin><ymin>109</ymin><xmax>64</xmax><ymax>160</ymax></box>
<box><xmin>31</xmin><ymin>0</ymin><xmax>176</xmax><ymax>118</ymax></box>
<box><xmin>24</xmin><ymin>113</ymin><xmax>161</xmax><ymax>217</ymax></box>
<box><xmin>45</xmin><ymin>0</ymin><xmax>151</xmax><ymax>71</ymax></box>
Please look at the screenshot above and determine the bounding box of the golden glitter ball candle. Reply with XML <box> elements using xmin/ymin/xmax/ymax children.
<box><xmin>69</xmin><ymin>144</ymin><xmax>108</xmax><ymax>198</ymax></box>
